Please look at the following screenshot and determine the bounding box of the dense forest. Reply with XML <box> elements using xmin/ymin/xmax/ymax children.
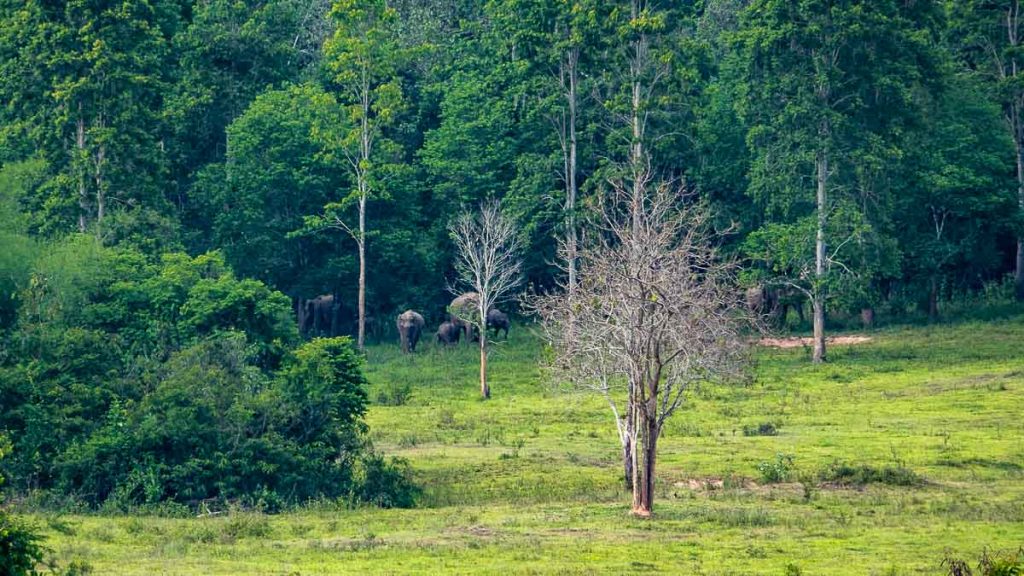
<box><xmin>1</xmin><ymin>0</ymin><xmax>1022</xmax><ymax>516</ymax></box>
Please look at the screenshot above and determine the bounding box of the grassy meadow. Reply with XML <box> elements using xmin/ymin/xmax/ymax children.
<box><xmin>25</xmin><ymin>315</ymin><xmax>1024</xmax><ymax>574</ymax></box>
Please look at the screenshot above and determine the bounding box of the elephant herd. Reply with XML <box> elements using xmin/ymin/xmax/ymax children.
<box><xmin>395</xmin><ymin>292</ymin><xmax>511</xmax><ymax>353</ymax></box>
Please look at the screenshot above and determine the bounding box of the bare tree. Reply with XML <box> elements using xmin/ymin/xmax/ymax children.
<box><xmin>449</xmin><ymin>201</ymin><xmax>523</xmax><ymax>399</ymax></box>
<box><xmin>534</xmin><ymin>182</ymin><xmax>749</xmax><ymax>517</ymax></box>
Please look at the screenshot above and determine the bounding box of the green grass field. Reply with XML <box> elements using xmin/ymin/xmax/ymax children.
<box><xmin>25</xmin><ymin>316</ymin><xmax>1024</xmax><ymax>574</ymax></box>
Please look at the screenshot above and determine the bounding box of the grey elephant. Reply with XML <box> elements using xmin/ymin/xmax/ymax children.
<box><xmin>436</xmin><ymin>321</ymin><xmax>461</xmax><ymax>346</ymax></box>
<box><xmin>396</xmin><ymin>310</ymin><xmax>425</xmax><ymax>353</ymax></box>
<box><xmin>745</xmin><ymin>286</ymin><xmax>770</xmax><ymax>316</ymax></box>
<box><xmin>300</xmin><ymin>294</ymin><xmax>338</xmax><ymax>336</ymax></box>
<box><xmin>486</xmin><ymin>308</ymin><xmax>510</xmax><ymax>339</ymax></box>
<box><xmin>448</xmin><ymin>292</ymin><xmax>479</xmax><ymax>344</ymax></box>
<box><xmin>746</xmin><ymin>285</ymin><xmax>805</xmax><ymax>327</ymax></box>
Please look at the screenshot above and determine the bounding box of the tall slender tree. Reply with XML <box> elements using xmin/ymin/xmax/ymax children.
<box><xmin>319</xmin><ymin>0</ymin><xmax>406</xmax><ymax>350</ymax></box>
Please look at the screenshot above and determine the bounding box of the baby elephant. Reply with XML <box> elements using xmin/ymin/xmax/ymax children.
<box><xmin>397</xmin><ymin>310</ymin><xmax>425</xmax><ymax>353</ymax></box>
<box><xmin>486</xmin><ymin>308</ymin><xmax>510</xmax><ymax>339</ymax></box>
<box><xmin>436</xmin><ymin>321</ymin><xmax>461</xmax><ymax>346</ymax></box>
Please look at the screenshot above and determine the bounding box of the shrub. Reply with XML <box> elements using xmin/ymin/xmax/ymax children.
<box><xmin>943</xmin><ymin>546</ymin><xmax>1024</xmax><ymax>576</ymax></box>
<box><xmin>0</xmin><ymin>512</ymin><xmax>43</xmax><ymax>576</ymax></box>
<box><xmin>0</xmin><ymin>436</ymin><xmax>45</xmax><ymax>576</ymax></box>
<box><xmin>743</xmin><ymin>422</ymin><xmax>779</xmax><ymax>436</ymax></box>
<box><xmin>818</xmin><ymin>462</ymin><xmax>923</xmax><ymax>487</ymax></box>
<box><xmin>756</xmin><ymin>453</ymin><xmax>794</xmax><ymax>484</ymax></box>
<box><xmin>376</xmin><ymin>382</ymin><xmax>413</xmax><ymax>406</ymax></box>
<box><xmin>54</xmin><ymin>335</ymin><xmax>370</xmax><ymax>508</ymax></box>
<box><xmin>352</xmin><ymin>453</ymin><xmax>420</xmax><ymax>509</ymax></box>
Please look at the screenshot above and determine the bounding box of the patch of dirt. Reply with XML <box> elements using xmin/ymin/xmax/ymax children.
<box><xmin>673</xmin><ymin>477</ymin><xmax>806</xmax><ymax>497</ymax></box>
<box><xmin>673</xmin><ymin>477</ymin><xmax>756</xmax><ymax>491</ymax></box>
<box><xmin>759</xmin><ymin>335</ymin><xmax>872</xmax><ymax>349</ymax></box>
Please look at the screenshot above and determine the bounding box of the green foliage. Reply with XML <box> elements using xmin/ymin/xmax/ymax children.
<box><xmin>944</xmin><ymin>547</ymin><xmax>1024</xmax><ymax>576</ymax></box>
<box><xmin>818</xmin><ymin>462</ymin><xmax>923</xmax><ymax>487</ymax></box>
<box><xmin>193</xmin><ymin>84</ymin><xmax>347</xmax><ymax>297</ymax></box>
<box><xmin>0</xmin><ymin>512</ymin><xmax>43</xmax><ymax>576</ymax></box>
<box><xmin>0</xmin><ymin>159</ymin><xmax>42</xmax><ymax>329</ymax></box>
<box><xmin>0</xmin><ymin>436</ymin><xmax>45</xmax><ymax>576</ymax></box>
<box><xmin>351</xmin><ymin>453</ymin><xmax>420</xmax><ymax>509</ymax></box>
<box><xmin>48</xmin><ymin>334</ymin><xmax>372</xmax><ymax>508</ymax></box>
<box><xmin>755</xmin><ymin>453</ymin><xmax>794</xmax><ymax>484</ymax></box>
<box><xmin>741</xmin><ymin>422</ymin><xmax>778</xmax><ymax>437</ymax></box>
<box><xmin>0</xmin><ymin>240</ymin><xmax>397</xmax><ymax>508</ymax></box>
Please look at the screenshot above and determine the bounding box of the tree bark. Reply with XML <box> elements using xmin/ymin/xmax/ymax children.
<box><xmin>813</xmin><ymin>145</ymin><xmax>828</xmax><ymax>364</ymax></box>
<box><xmin>929</xmin><ymin>275</ymin><xmax>939</xmax><ymax>321</ymax></box>
<box><xmin>94</xmin><ymin>141</ymin><xmax>105</xmax><ymax>237</ymax></box>
<box><xmin>479</xmin><ymin>331</ymin><xmax>489</xmax><ymax>399</ymax></box>
<box><xmin>1015</xmin><ymin>121</ymin><xmax>1024</xmax><ymax>301</ymax></box>
<box><xmin>76</xmin><ymin>110</ymin><xmax>87</xmax><ymax>233</ymax></box>
<box><xmin>1008</xmin><ymin>2</ymin><xmax>1024</xmax><ymax>301</ymax></box>
<box><xmin>622</xmin><ymin>402</ymin><xmax>635</xmax><ymax>491</ymax></box>
<box><xmin>566</xmin><ymin>47</ymin><xmax>579</xmax><ymax>296</ymax></box>
<box><xmin>860</xmin><ymin>307</ymin><xmax>874</xmax><ymax>329</ymax></box>
<box><xmin>356</xmin><ymin>70</ymin><xmax>370</xmax><ymax>351</ymax></box>
<box><xmin>358</xmin><ymin>193</ymin><xmax>366</xmax><ymax>350</ymax></box>
<box><xmin>632</xmin><ymin>413</ymin><xmax>658</xmax><ymax>517</ymax></box>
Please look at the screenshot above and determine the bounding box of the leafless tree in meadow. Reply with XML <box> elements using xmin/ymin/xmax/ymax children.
<box><xmin>449</xmin><ymin>200</ymin><xmax>523</xmax><ymax>399</ymax></box>
<box><xmin>534</xmin><ymin>178</ymin><xmax>750</xmax><ymax>517</ymax></box>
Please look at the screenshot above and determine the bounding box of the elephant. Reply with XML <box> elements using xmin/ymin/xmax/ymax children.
<box><xmin>486</xmin><ymin>308</ymin><xmax>510</xmax><ymax>339</ymax></box>
<box><xmin>436</xmin><ymin>321</ymin><xmax>461</xmax><ymax>346</ymax></box>
<box><xmin>396</xmin><ymin>310</ymin><xmax>425</xmax><ymax>353</ymax></box>
<box><xmin>300</xmin><ymin>294</ymin><xmax>339</xmax><ymax>336</ymax></box>
<box><xmin>746</xmin><ymin>285</ymin><xmax>805</xmax><ymax>327</ymax></box>
<box><xmin>745</xmin><ymin>286</ymin><xmax>770</xmax><ymax>316</ymax></box>
<box><xmin>448</xmin><ymin>292</ymin><xmax>480</xmax><ymax>344</ymax></box>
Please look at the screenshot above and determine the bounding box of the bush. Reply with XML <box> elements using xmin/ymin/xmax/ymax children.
<box><xmin>743</xmin><ymin>422</ymin><xmax>779</xmax><ymax>436</ymax></box>
<box><xmin>53</xmin><ymin>335</ymin><xmax>370</xmax><ymax>508</ymax></box>
<box><xmin>352</xmin><ymin>453</ymin><xmax>420</xmax><ymax>509</ymax></box>
<box><xmin>0</xmin><ymin>436</ymin><xmax>45</xmax><ymax>576</ymax></box>
<box><xmin>0</xmin><ymin>512</ymin><xmax>43</xmax><ymax>576</ymax></box>
<box><xmin>0</xmin><ymin>244</ymin><xmax>417</xmax><ymax>512</ymax></box>
<box><xmin>756</xmin><ymin>453</ymin><xmax>795</xmax><ymax>484</ymax></box>
<box><xmin>943</xmin><ymin>546</ymin><xmax>1024</xmax><ymax>576</ymax></box>
<box><xmin>818</xmin><ymin>462</ymin><xmax>923</xmax><ymax>487</ymax></box>
<box><xmin>376</xmin><ymin>382</ymin><xmax>413</xmax><ymax>406</ymax></box>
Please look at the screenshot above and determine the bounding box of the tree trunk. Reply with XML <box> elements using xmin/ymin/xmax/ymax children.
<box><xmin>860</xmin><ymin>307</ymin><xmax>874</xmax><ymax>329</ymax></box>
<box><xmin>357</xmin><ymin>73</ymin><xmax>370</xmax><ymax>351</ymax></box>
<box><xmin>628</xmin><ymin>398</ymin><xmax>640</xmax><ymax>504</ymax></box>
<box><xmin>813</xmin><ymin>146</ymin><xmax>828</xmax><ymax>364</ymax></box>
<box><xmin>631</xmin><ymin>415</ymin><xmax>658</xmax><ymax>517</ymax></box>
<box><xmin>1015</xmin><ymin>122</ymin><xmax>1024</xmax><ymax>301</ymax></box>
<box><xmin>622</xmin><ymin>402</ymin><xmax>635</xmax><ymax>491</ymax></box>
<box><xmin>94</xmin><ymin>142</ymin><xmax>105</xmax><ymax>237</ymax></box>
<box><xmin>566</xmin><ymin>48</ymin><xmax>579</xmax><ymax>296</ymax></box>
<box><xmin>76</xmin><ymin>111</ymin><xmax>87</xmax><ymax>233</ymax></box>
<box><xmin>929</xmin><ymin>275</ymin><xmax>939</xmax><ymax>321</ymax></box>
<box><xmin>622</xmin><ymin>436</ymin><xmax>633</xmax><ymax>491</ymax></box>
<box><xmin>479</xmin><ymin>331</ymin><xmax>489</xmax><ymax>399</ymax></box>
<box><xmin>357</xmin><ymin>194</ymin><xmax>366</xmax><ymax>351</ymax></box>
